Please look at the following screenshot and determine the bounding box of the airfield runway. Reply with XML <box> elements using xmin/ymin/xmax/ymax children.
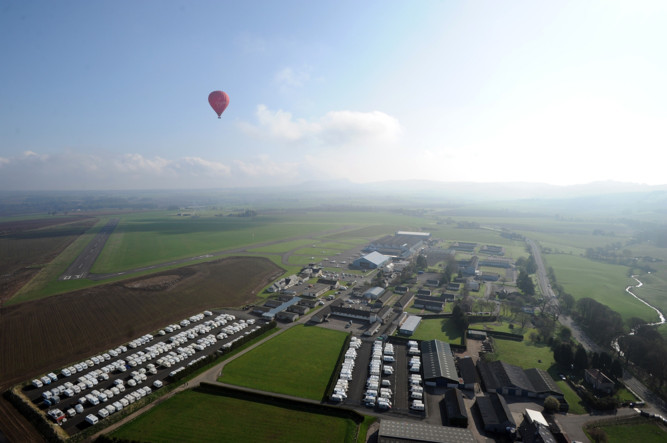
<box><xmin>59</xmin><ymin>218</ymin><xmax>119</xmax><ymax>280</ymax></box>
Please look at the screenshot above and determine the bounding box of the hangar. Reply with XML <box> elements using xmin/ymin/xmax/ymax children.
<box><xmin>352</xmin><ymin>251</ymin><xmax>391</xmax><ymax>269</ymax></box>
<box><xmin>378</xmin><ymin>419</ymin><xmax>475</xmax><ymax>443</ymax></box>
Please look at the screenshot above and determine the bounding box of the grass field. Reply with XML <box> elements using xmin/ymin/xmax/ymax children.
<box><xmin>109</xmin><ymin>389</ymin><xmax>359</xmax><ymax>443</ymax></box>
<box><xmin>218</xmin><ymin>325</ymin><xmax>348</xmax><ymax>400</ymax></box>
<box><xmin>408</xmin><ymin>318</ymin><xmax>463</xmax><ymax>344</ymax></box>
<box><xmin>586</xmin><ymin>420</ymin><xmax>667</xmax><ymax>443</ymax></box>
<box><xmin>544</xmin><ymin>254</ymin><xmax>657</xmax><ymax>323</ymax></box>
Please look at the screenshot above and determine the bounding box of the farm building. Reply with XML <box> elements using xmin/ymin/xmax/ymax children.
<box><xmin>478</xmin><ymin>273</ymin><xmax>500</xmax><ymax>282</ymax></box>
<box><xmin>262</xmin><ymin>297</ymin><xmax>302</xmax><ymax>320</ymax></box>
<box><xmin>457</xmin><ymin>356</ymin><xmax>479</xmax><ymax>390</ymax></box>
<box><xmin>352</xmin><ymin>251</ymin><xmax>391</xmax><ymax>269</ymax></box>
<box><xmin>475</xmin><ymin>392</ymin><xmax>516</xmax><ymax>434</ymax></box>
<box><xmin>413</xmin><ymin>298</ymin><xmax>444</xmax><ymax>312</ymax></box>
<box><xmin>451</xmin><ymin>241</ymin><xmax>477</xmax><ymax>252</ymax></box>
<box><xmin>416</xmin><ymin>288</ymin><xmax>431</xmax><ymax>297</ymax></box>
<box><xmin>459</xmin><ymin>256</ymin><xmax>479</xmax><ymax>276</ymax></box>
<box><xmin>399</xmin><ymin>315</ymin><xmax>422</xmax><ymax>335</ymax></box>
<box><xmin>446</xmin><ymin>282</ymin><xmax>461</xmax><ymax>291</ymax></box>
<box><xmin>425</xmin><ymin>279</ymin><xmax>440</xmax><ymax>287</ymax></box>
<box><xmin>378</xmin><ymin>419</ymin><xmax>475</xmax><ymax>443</ymax></box>
<box><xmin>480</xmin><ymin>245</ymin><xmax>505</xmax><ymax>256</ymax></box>
<box><xmin>477</xmin><ymin>360</ymin><xmax>563</xmax><ymax>399</ymax></box>
<box><xmin>394</xmin><ymin>285</ymin><xmax>409</xmax><ymax>294</ymax></box>
<box><xmin>287</xmin><ymin>304</ymin><xmax>309</xmax><ymax>315</ymax></box>
<box><xmin>329</xmin><ymin>300</ymin><xmax>379</xmax><ymax>323</ymax></box>
<box><xmin>372</xmin><ymin>291</ymin><xmax>394</xmax><ymax>308</ymax></box>
<box><xmin>479</xmin><ymin>258</ymin><xmax>512</xmax><ymax>268</ymax></box>
<box><xmin>364</xmin><ymin>233</ymin><xmax>426</xmax><ymax>258</ymax></box>
<box><xmin>520</xmin><ymin>409</ymin><xmax>558</xmax><ymax>443</ymax></box>
<box><xmin>395</xmin><ymin>292</ymin><xmax>415</xmax><ymax>309</ymax></box>
<box><xmin>275</xmin><ymin>311</ymin><xmax>299</xmax><ymax>322</ymax></box>
<box><xmin>301</xmin><ymin>285</ymin><xmax>329</xmax><ymax>298</ymax></box>
<box><xmin>441</xmin><ymin>388</ymin><xmax>468</xmax><ymax>427</ymax></box>
<box><xmin>363</xmin><ymin>286</ymin><xmax>385</xmax><ymax>300</ymax></box>
<box><xmin>421</xmin><ymin>339</ymin><xmax>459</xmax><ymax>387</ymax></box>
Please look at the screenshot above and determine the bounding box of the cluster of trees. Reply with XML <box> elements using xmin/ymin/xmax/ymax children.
<box><xmin>574</xmin><ymin>298</ymin><xmax>625</xmax><ymax>345</ymax></box>
<box><xmin>618</xmin><ymin>325</ymin><xmax>667</xmax><ymax>389</ymax></box>
<box><xmin>515</xmin><ymin>254</ymin><xmax>537</xmax><ymax>296</ymax></box>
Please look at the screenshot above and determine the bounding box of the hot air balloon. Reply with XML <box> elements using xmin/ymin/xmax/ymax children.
<box><xmin>208</xmin><ymin>91</ymin><xmax>230</xmax><ymax>118</ymax></box>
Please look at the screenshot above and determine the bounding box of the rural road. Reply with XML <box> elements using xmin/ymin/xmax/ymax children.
<box><xmin>527</xmin><ymin>237</ymin><xmax>667</xmax><ymax>417</ymax></box>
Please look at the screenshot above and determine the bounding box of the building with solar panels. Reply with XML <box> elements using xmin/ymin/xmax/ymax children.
<box><xmin>420</xmin><ymin>339</ymin><xmax>459</xmax><ymax>387</ymax></box>
<box><xmin>378</xmin><ymin>419</ymin><xmax>476</xmax><ymax>443</ymax></box>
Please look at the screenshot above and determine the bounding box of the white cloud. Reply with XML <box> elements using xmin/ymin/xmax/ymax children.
<box><xmin>0</xmin><ymin>151</ymin><xmax>232</xmax><ymax>190</ymax></box>
<box><xmin>274</xmin><ymin>65</ymin><xmax>312</xmax><ymax>91</ymax></box>
<box><xmin>240</xmin><ymin>105</ymin><xmax>403</xmax><ymax>148</ymax></box>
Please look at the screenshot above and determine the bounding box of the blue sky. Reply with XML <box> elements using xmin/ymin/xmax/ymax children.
<box><xmin>1</xmin><ymin>0</ymin><xmax>666</xmax><ymax>190</ymax></box>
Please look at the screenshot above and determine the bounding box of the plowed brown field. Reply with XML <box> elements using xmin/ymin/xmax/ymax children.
<box><xmin>0</xmin><ymin>256</ymin><xmax>282</xmax><ymax>390</ymax></box>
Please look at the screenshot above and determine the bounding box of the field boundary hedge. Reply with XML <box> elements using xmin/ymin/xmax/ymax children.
<box><xmin>5</xmin><ymin>385</ymin><xmax>69</xmax><ymax>442</ymax></box>
<box><xmin>196</xmin><ymin>382</ymin><xmax>365</xmax><ymax>424</ymax></box>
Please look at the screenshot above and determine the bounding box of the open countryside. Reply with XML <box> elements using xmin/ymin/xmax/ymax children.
<box><xmin>1</xmin><ymin>199</ymin><xmax>667</xmax><ymax>443</ymax></box>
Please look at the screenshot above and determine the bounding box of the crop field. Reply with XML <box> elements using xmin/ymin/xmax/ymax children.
<box><xmin>109</xmin><ymin>389</ymin><xmax>359</xmax><ymax>443</ymax></box>
<box><xmin>0</xmin><ymin>257</ymin><xmax>282</xmax><ymax>390</ymax></box>
<box><xmin>545</xmin><ymin>254</ymin><xmax>657</xmax><ymax>322</ymax></box>
<box><xmin>408</xmin><ymin>318</ymin><xmax>463</xmax><ymax>344</ymax></box>
<box><xmin>218</xmin><ymin>325</ymin><xmax>348</xmax><ymax>400</ymax></box>
<box><xmin>0</xmin><ymin>216</ymin><xmax>98</xmax><ymax>303</ymax></box>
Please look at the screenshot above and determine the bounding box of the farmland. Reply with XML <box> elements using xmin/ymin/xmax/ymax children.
<box><xmin>0</xmin><ymin>216</ymin><xmax>98</xmax><ymax>304</ymax></box>
<box><xmin>0</xmin><ymin>257</ymin><xmax>282</xmax><ymax>390</ymax></box>
<box><xmin>218</xmin><ymin>325</ymin><xmax>348</xmax><ymax>400</ymax></box>
<box><xmin>109</xmin><ymin>388</ymin><xmax>360</xmax><ymax>443</ymax></box>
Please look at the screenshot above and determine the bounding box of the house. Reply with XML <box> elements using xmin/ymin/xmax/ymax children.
<box><xmin>585</xmin><ymin>368</ymin><xmax>614</xmax><ymax>394</ymax></box>
<box><xmin>475</xmin><ymin>392</ymin><xmax>516</xmax><ymax>434</ymax></box>
<box><xmin>442</xmin><ymin>388</ymin><xmax>468</xmax><ymax>427</ymax></box>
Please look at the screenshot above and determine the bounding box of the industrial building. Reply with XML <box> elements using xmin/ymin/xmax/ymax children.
<box><xmin>352</xmin><ymin>251</ymin><xmax>391</xmax><ymax>269</ymax></box>
<box><xmin>398</xmin><ymin>315</ymin><xmax>422</xmax><ymax>335</ymax></box>
<box><xmin>420</xmin><ymin>340</ymin><xmax>459</xmax><ymax>387</ymax></box>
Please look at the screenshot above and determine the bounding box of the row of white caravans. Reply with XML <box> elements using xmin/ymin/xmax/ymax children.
<box><xmin>330</xmin><ymin>336</ymin><xmax>362</xmax><ymax>402</ymax></box>
<box><xmin>407</xmin><ymin>340</ymin><xmax>424</xmax><ymax>411</ymax></box>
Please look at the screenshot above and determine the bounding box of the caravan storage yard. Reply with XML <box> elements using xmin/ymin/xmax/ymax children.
<box><xmin>21</xmin><ymin>310</ymin><xmax>266</xmax><ymax>436</ymax></box>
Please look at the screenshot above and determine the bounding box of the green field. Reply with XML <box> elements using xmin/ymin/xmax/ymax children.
<box><xmin>219</xmin><ymin>325</ymin><xmax>348</xmax><ymax>400</ymax></box>
<box><xmin>408</xmin><ymin>317</ymin><xmax>463</xmax><ymax>344</ymax></box>
<box><xmin>586</xmin><ymin>420</ymin><xmax>667</xmax><ymax>443</ymax></box>
<box><xmin>544</xmin><ymin>254</ymin><xmax>657</xmax><ymax>322</ymax></box>
<box><xmin>109</xmin><ymin>389</ymin><xmax>359</xmax><ymax>443</ymax></box>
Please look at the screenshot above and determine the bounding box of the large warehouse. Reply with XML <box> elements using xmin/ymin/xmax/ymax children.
<box><xmin>421</xmin><ymin>339</ymin><xmax>459</xmax><ymax>387</ymax></box>
<box><xmin>399</xmin><ymin>315</ymin><xmax>422</xmax><ymax>335</ymax></box>
<box><xmin>364</xmin><ymin>232</ymin><xmax>429</xmax><ymax>258</ymax></box>
<box><xmin>352</xmin><ymin>251</ymin><xmax>391</xmax><ymax>269</ymax></box>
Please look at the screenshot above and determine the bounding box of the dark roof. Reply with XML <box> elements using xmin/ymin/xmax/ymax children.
<box><xmin>478</xmin><ymin>360</ymin><xmax>562</xmax><ymax>396</ymax></box>
<box><xmin>476</xmin><ymin>393</ymin><xmax>516</xmax><ymax>429</ymax></box>
<box><xmin>421</xmin><ymin>340</ymin><xmax>459</xmax><ymax>383</ymax></box>
<box><xmin>379</xmin><ymin>419</ymin><xmax>476</xmax><ymax>443</ymax></box>
<box><xmin>457</xmin><ymin>357</ymin><xmax>478</xmax><ymax>385</ymax></box>
<box><xmin>443</xmin><ymin>388</ymin><xmax>467</xmax><ymax>419</ymax></box>
<box><xmin>396</xmin><ymin>292</ymin><xmax>414</xmax><ymax>307</ymax></box>
<box><xmin>525</xmin><ymin>368</ymin><xmax>563</xmax><ymax>396</ymax></box>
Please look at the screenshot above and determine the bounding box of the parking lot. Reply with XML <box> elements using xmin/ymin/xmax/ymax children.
<box><xmin>22</xmin><ymin>310</ymin><xmax>267</xmax><ymax>435</ymax></box>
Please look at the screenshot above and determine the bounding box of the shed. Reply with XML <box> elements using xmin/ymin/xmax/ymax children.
<box><xmin>399</xmin><ymin>315</ymin><xmax>422</xmax><ymax>336</ymax></box>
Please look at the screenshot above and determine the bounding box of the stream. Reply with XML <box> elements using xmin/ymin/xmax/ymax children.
<box><xmin>612</xmin><ymin>275</ymin><xmax>666</xmax><ymax>354</ymax></box>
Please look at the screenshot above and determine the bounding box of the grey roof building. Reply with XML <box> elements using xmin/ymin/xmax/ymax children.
<box><xmin>421</xmin><ymin>339</ymin><xmax>459</xmax><ymax>387</ymax></box>
<box><xmin>478</xmin><ymin>360</ymin><xmax>563</xmax><ymax>398</ymax></box>
<box><xmin>378</xmin><ymin>419</ymin><xmax>475</xmax><ymax>443</ymax></box>
<box><xmin>475</xmin><ymin>392</ymin><xmax>516</xmax><ymax>434</ymax></box>
<box><xmin>352</xmin><ymin>251</ymin><xmax>391</xmax><ymax>269</ymax></box>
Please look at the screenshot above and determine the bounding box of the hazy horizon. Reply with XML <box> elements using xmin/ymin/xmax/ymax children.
<box><xmin>3</xmin><ymin>1</ymin><xmax>667</xmax><ymax>191</ymax></box>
